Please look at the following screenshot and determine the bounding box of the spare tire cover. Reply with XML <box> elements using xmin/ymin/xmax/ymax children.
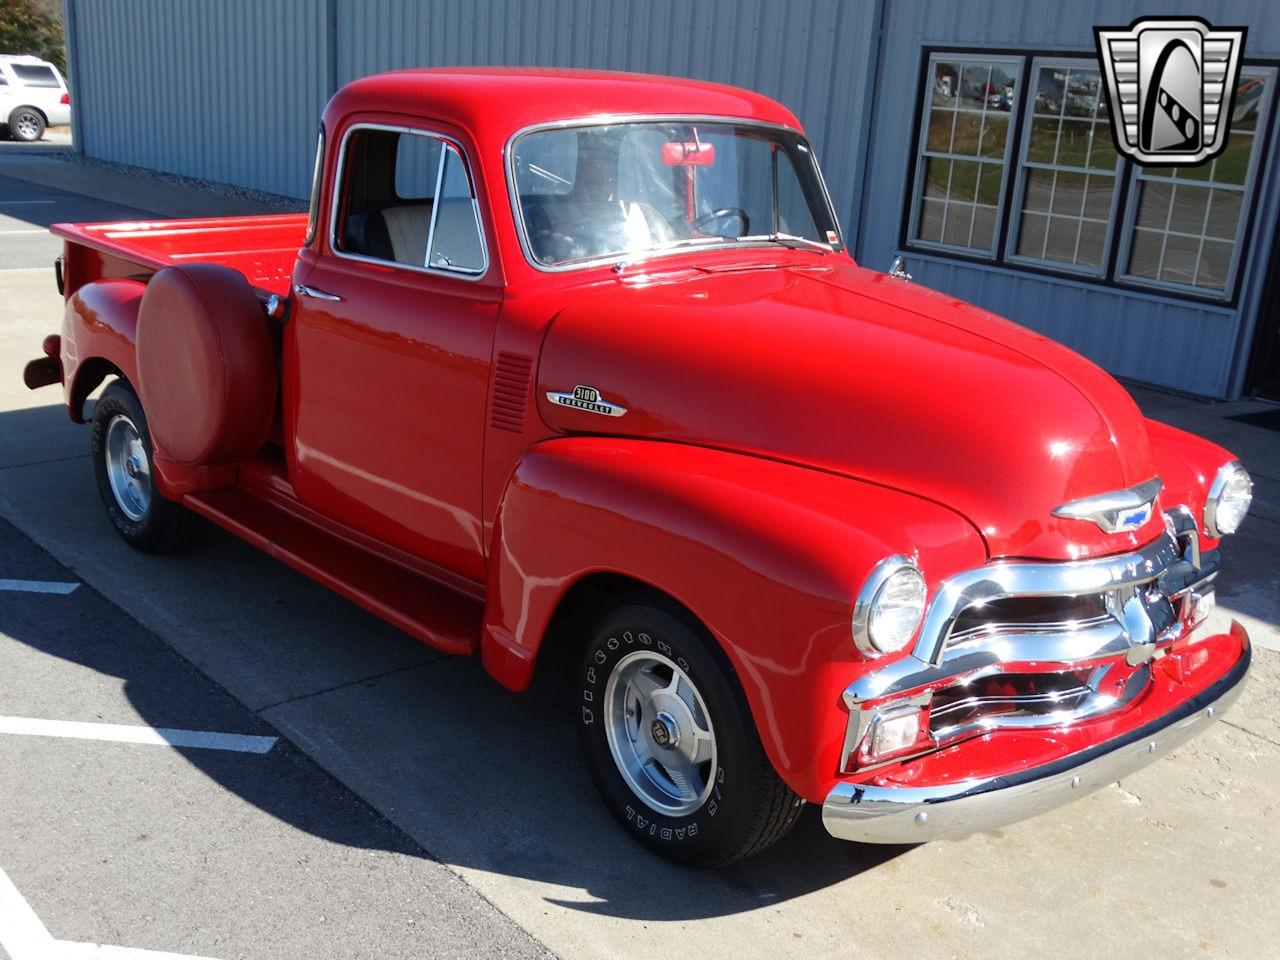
<box><xmin>135</xmin><ymin>263</ymin><xmax>277</xmax><ymax>466</ymax></box>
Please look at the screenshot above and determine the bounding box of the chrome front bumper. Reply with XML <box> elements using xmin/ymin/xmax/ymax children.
<box><xmin>822</xmin><ymin>622</ymin><xmax>1251</xmax><ymax>844</ymax></box>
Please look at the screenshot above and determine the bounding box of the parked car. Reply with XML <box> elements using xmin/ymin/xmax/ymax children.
<box><xmin>0</xmin><ymin>54</ymin><xmax>70</xmax><ymax>142</ymax></box>
<box><xmin>24</xmin><ymin>69</ymin><xmax>1253</xmax><ymax>866</ymax></box>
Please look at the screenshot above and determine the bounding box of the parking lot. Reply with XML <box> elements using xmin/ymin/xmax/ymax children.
<box><xmin>1</xmin><ymin>153</ymin><xmax>1279</xmax><ymax>960</ymax></box>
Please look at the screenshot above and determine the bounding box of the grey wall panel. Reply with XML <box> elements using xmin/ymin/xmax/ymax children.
<box><xmin>68</xmin><ymin>0</ymin><xmax>328</xmax><ymax>198</ymax></box>
<box><xmin>856</xmin><ymin>0</ymin><xmax>1280</xmax><ymax>398</ymax></box>
<box><xmin>332</xmin><ymin>0</ymin><xmax>880</xmax><ymax>228</ymax></box>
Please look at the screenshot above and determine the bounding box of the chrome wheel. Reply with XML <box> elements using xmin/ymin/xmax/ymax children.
<box><xmin>603</xmin><ymin>650</ymin><xmax>717</xmax><ymax>816</ymax></box>
<box><xmin>14</xmin><ymin>111</ymin><xmax>40</xmax><ymax>140</ymax></box>
<box><xmin>104</xmin><ymin>414</ymin><xmax>151</xmax><ymax>521</ymax></box>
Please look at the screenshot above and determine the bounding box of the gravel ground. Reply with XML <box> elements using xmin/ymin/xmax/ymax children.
<box><xmin>65</xmin><ymin>154</ymin><xmax>307</xmax><ymax>212</ymax></box>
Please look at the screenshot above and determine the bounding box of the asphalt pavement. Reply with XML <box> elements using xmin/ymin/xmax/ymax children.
<box><xmin>0</xmin><ymin>154</ymin><xmax>1278</xmax><ymax>960</ymax></box>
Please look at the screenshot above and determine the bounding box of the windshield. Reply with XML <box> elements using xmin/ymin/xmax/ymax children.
<box><xmin>511</xmin><ymin>121</ymin><xmax>841</xmax><ymax>267</ymax></box>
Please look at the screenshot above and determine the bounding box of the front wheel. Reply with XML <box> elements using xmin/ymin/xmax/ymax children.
<box><xmin>578</xmin><ymin>599</ymin><xmax>804</xmax><ymax>866</ymax></box>
<box><xmin>91</xmin><ymin>380</ymin><xmax>207</xmax><ymax>553</ymax></box>
<box><xmin>8</xmin><ymin>107</ymin><xmax>46</xmax><ymax>143</ymax></box>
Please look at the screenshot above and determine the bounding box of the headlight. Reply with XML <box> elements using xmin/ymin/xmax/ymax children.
<box><xmin>1205</xmin><ymin>461</ymin><xmax>1252</xmax><ymax>537</ymax></box>
<box><xmin>853</xmin><ymin>556</ymin><xmax>927</xmax><ymax>656</ymax></box>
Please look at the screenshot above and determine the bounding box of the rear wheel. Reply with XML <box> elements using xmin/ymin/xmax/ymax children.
<box><xmin>8</xmin><ymin>107</ymin><xmax>45</xmax><ymax>143</ymax></box>
<box><xmin>577</xmin><ymin>599</ymin><xmax>804</xmax><ymax>866</ymax></box>
<box><xmin>91</xmin><ymin>380</ymin><xmax>207</xmax><ymax>553</ymax></box>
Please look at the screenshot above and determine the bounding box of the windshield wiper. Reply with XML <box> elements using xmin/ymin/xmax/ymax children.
<box><xmin>735</xmin><ymin>233</ymin><xmax>832</xmax><ymax>253</ymax></box>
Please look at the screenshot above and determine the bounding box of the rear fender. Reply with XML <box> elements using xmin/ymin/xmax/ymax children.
<box><xmin>60</xmin><ymin>278</ymin><xmax>145</xmax><ymax>422</ymax></box>
<box><xmin>481</xmin><ymin>437</ymin><xmax>986</xmax><ymax>801</ymax></box>
<box><xmin>58</xmin><ymin>278</ymin><xmax>235</xmax><ymax>497</ymax></box>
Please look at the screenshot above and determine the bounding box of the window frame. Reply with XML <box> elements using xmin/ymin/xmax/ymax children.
<box><xmin>1003</xmin><ymin>56</ymin><xmax>1124</xmax><ymax>278</ymax></box>
<box><xmin>326</xmin><ymin>121</ymin><xmax>489</xmax><ymax>282</ymax></box>
<box><xmin>1113</xmin><ymin>65</ymin><xmax>1278</xmax><ymax>299</ymax></box>
<box><xmin>906</xmin><ymin>53</ymin><xmax>1025</xmax><ymax>259</ymax></box>
<box><xmin>900</xmin><ymin>47</ymin><xmax>1280</xmax><ymax>307</ymax></box>
<box><xmin>304</xmin><ymin>124</ymin><xmax>325</xmax><ymax>247</ymax></box>
<box><xmin>503</xmin><ymin>115</ymin><xmax>846</xmax><ymax>274</ymax></box>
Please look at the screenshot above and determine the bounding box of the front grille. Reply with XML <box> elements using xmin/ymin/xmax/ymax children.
<box><xmin>840</xmin><ymin>514</ymin><xmax>1222</xmax><ymax>773</ymax></box>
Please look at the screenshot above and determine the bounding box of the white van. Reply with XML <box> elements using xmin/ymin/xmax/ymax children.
<box><xmin>0</xmin><ymin>55</ymin><xmax>71</xmax><ymax>142</ymax></box>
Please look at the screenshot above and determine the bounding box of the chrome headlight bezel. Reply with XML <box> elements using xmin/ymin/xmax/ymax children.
<box><xmin>1204</xmin><ymin>460</ymin><xmax>1252</xmax><ymax>538</ymax></box>
<box><xmin>853</xmin><ymin>556</ymin><xmax>927</xmax><ymax>656</ymax></box>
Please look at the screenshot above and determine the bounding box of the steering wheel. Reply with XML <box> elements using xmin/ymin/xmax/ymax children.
<box><xmin>691</xmin><ymin>207</ymin><xmax>750</xmax><ymax>237</ymax></box>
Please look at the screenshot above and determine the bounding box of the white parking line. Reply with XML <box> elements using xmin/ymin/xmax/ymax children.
<box><xmin>0</xmin><ymin>578</ymin><xmax>80</xmax><ymax>594</ymax></box>
<box><xmin>0</xmin><ymin>864</ymin><xmax>220</xmax><ymax>960</ymax></box>
<box><xmin>0</xmin><ymin>717</ymin><xmax>278</xmax><ymax>754</ymax></box>
<box><xmin>0</xmin><ymin>229</ymin><xmax>48</xmax><ymax>235</ymax></box>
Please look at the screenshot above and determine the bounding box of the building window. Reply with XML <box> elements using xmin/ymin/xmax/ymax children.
<box><xmin>1120</xmin><ymin>69</ymin><xmax>1272</xmax><ymax>294</ymax></box>
<box><xmin>1007</xmin><ymin>60</ymin><xmax>1120</xmax><ymax>275</ymax></box>
<box><xmin>910</xmin><ymin>55</ymin><xmax>1022</xmax><ymax>256</ymax></box>
<box><xmin>905</xmin><ymin>53</ymin><xmax>1276</xmax><ymax>302</ymax></box>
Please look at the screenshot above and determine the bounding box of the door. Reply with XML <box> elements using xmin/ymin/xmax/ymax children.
<box><xmin>284</xmin><ymin>120</ymin><xmax>500</xmax><ymax>582</ymax></box>
<box><xmin>1247</xmin><ymin>224</ymin><xmax>1280</xmax><ymax>400</ymax></box>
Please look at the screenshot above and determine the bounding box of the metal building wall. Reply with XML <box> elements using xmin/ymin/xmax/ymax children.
<box><xmin>330</xmin><ymin>0</ymin><xmax>881</xmax><ymax>233</ymax></box>
<box><xmin>856</xmin><ymin>0</ymin><xmax>1280</xmax><ymax>398</ymax></box>
<box><xmin>63</xmin><ymin>0</ymin><xmax>881</xmax><ymax>233</ymax></box>
<box><xmin>66</xmin><ymin>0</ymin><xmax>329</xmax><ymax>198</ymax></box>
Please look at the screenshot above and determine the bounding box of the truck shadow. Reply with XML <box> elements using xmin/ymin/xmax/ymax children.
<box><xmin>0</xmin><ymin>401</ymin><xmax>912</xmax><ymax>924</ymax></box>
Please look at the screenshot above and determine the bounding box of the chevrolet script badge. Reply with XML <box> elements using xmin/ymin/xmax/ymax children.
<box><xmin>546</xmin><ymin>384</ymin><xmax>627</xmax><ymax>417</ymax></box>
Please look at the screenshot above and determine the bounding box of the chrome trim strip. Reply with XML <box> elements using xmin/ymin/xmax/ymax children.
<box><xmin>822</xmin><ymin>624</ymin><xmax>1250</xmax><ymax>844</ymax></box>
<box><xmin>911</xmin><ymin>533</ymin><xmax>1183</xmax><ymax>667</ymax></box>
<box><xmin>502</xmin><ymin>114</ymin><xmax>842</xmax><ymax>274</ymax></box>
<box><xmin>326</xmin><ymin>122</ymin><xmax>490</xmax><ymax>282</ymax></box>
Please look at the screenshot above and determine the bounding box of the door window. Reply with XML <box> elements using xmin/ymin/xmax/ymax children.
<box><xmin>334</xmin><ymin>126</ymin><xmax>486</xmax><ymax>277</ymax></box>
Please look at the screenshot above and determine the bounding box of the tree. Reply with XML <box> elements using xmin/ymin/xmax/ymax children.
<box><xmin>0</xmin><ymin>0</ymin><xmax>66</xmax><ymax>72</ymax></box>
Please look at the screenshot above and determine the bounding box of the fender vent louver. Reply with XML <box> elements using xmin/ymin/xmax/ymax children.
<box><xmin>490</xmin><ymin>352</ymin><xmax>534</xmax><ymax>432</ymax></box>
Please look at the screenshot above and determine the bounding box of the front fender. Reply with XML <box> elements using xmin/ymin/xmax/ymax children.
<box><xmin>1146</xmin><ymin>417</ymin><xmax>1237</xmax><ymax>551</ymax></box>
<box><xmin>59</xmin><ymin>278</ymin><xmax>145</xmax><ymax>422</ymax></box>
<box><xmin>481</xmin><ymin>437</ymin><xmax>986</xmax><ymax>802</ymax></box>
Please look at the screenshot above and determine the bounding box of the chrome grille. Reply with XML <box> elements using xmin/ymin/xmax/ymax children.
<box><xmin>839</xmin><ymin>510</ymin><xmax>1221</xmax><ymax>773</ymax></box>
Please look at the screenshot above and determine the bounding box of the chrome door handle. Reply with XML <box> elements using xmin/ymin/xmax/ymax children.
<box><xmin>293</xmin><ymin>283</ymin><xmax>344</xmax><ymax>302</ymax></box>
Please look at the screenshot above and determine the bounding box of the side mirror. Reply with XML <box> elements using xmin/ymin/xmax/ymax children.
<box><xmin>888</xmin><ymin>255</ymin><xmax>912</xmax><ymax>281</ymax></box>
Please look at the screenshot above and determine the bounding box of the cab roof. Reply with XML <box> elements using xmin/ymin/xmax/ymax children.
<box><xmin>325</xmin><ymin>67</ymin><xmax>804</xmax><ymax>146</ymax></box>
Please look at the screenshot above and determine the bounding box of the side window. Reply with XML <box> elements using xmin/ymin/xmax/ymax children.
<box><xmin>304</xmin><ymin>125</ymin><xmax>325</xmax><ymax>246</ymax></box>
<box><xmin>9</xmin><ymin>64</ymin><xmax>60</xmax><ymax>87</ymax></box>
<box><xmin>334</xmin><ymin>126</ymin><xmax>485</xmax><ymax>276</ymax></box>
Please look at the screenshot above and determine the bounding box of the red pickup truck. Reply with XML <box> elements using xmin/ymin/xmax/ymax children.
<box><xmin>24</xmin><ymin>68</ymin><xmax>1254</xmax><ymax>866</ymax></box>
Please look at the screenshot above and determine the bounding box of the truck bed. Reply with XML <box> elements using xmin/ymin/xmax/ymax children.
<box><xmin>52</xmin><ymin>214</ymin><xmax>308</xmax><ymax>297</ymax></box>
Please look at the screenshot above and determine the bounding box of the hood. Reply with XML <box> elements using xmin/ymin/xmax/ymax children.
<box><xmin>536</xmin><ymin>260</ymin><xmax>1160</xmax><ymax>561</ymax></box>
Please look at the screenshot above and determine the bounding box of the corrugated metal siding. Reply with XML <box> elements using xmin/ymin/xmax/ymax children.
<box><xmin>856</xmin><ymin>0</ymin><xmax>1280</xmax><ymax>398</ymax></box>
<box><xmin>331</xmin><ymin>0</ymin><xmax>879</xmax><ymax>224</ymax></box>
<box><xmin>66</xmin><ymin>0</ymin><xmax>879</xmax><ymax>218</ymax></box>
<box><xmin>68</xmin><ymin>0</ymin><xmax>329</xmax><ymax>198</ymax></box>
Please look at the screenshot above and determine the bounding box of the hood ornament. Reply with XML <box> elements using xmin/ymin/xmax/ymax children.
<box><xmin>545</xmin><ymin>384</ymin><xmax>627</xmax><ymax>418</ymax></box>
<box><xmin>1052</xmin><ymin>477</ymin><xmax>1163</xmax><ymax>534</ymax></box>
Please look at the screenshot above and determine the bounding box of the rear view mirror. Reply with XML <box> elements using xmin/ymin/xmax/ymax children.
<box><xmin>662</xmin><ymin>141</ymin><xmax>716</xmax><ymax>166</ymax></box>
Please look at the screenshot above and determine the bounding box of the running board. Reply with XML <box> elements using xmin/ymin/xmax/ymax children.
<box><xmin>185</xmin><ymin>487</ymin><xmax>482</xmax><ymax>656</ymax></box>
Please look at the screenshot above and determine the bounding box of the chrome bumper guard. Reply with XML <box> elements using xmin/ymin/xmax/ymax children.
<box><xmin>822</xmin><ymin>621</ymin><xmax>1250</xmax><ymax>843</ymax></box>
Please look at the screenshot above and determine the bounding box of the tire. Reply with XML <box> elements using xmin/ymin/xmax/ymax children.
<box><xmin>8</xmin><ymin>107</ymin><xmax>45</xmax><ymax>143</ymax></box>
<box><xmin>578</xmin><ymin>598</ymin><xmax>804</xmax><ymax>866</ymax></box>
<box><xmin>91</xmin><ymin>380</ymin><xmax>208</xmax><ymax>554</ymax></box>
